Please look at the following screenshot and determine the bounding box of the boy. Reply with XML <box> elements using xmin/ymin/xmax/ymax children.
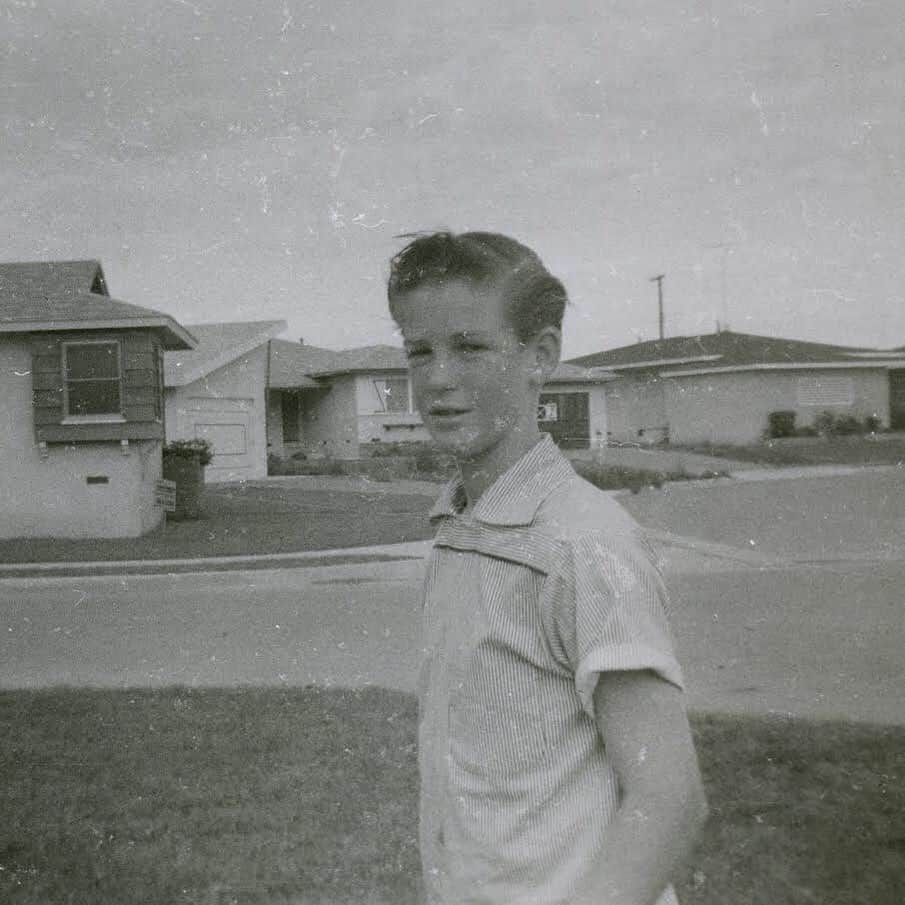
<box><xmin>388</xmin><ymin>231</ymin><xmax>708</xmax><ymax>905</ymax></box>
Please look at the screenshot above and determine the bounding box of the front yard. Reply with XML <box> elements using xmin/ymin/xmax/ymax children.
<box><xmin>0</xmin><ymin>461</ymin><xmax>720</xmax><ymax>565</ymax></box>
<box><xmin>0</xmin><ymin>484</ymin><xmax>437</xmax><ymax>564</ymax></box>
<box><xmin>677</xmin><ymin>434</ymin><xmax>905</xmax><ymax>467</ymax></box>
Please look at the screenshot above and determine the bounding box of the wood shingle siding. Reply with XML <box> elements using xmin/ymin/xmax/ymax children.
<box><xmin>30</xmin><ymin>330</ymin><xmax>165</xmax><ymax>443</ymax></box>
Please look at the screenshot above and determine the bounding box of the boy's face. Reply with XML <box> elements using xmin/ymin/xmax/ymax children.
<box><xmin>394</xmin><ymin>279</ymin><xmax>554</xmax><ymax>465</ymax></box>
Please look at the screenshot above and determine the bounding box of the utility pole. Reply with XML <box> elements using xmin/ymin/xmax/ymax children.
<box><xmin>649</xmin><ymin>274</ymin><xmax>665</xmax><ymax>340</ymax></box>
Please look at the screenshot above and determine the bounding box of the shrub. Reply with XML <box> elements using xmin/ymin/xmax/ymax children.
<box><xmin>864</xmin><ymin>415</ymin><xmax>881</xmax><ymax>434</ymax></box>
<box><xmin>767</xmin><ymin>411</ymin><xmax>797</xmax><ymax>439</ymax></box>
<box><xmin>833</xmin><ymin>414</ymin><xmax>862</xmax><ymax>436</ymax></box>
<box><xmin>164</xmin><ymin>437</ymin><xmax>214</xmax><ymax>466</ymax></box>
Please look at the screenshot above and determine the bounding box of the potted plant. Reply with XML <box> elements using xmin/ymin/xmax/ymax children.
<box><xmin>162</xmin><ymin>438</ymin><xmax>214</xmax><ymax>520</ymax></box>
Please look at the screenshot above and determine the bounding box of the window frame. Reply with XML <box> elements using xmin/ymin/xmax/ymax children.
<box><xmin>61</xmin><ymin>339</ymin><xmax>126</xmax><ymax>423</ymax></box>
<box><xmin>372</xmin><ymin>376</ymin><xmax>413</xmax><ymax>414</ymax></box>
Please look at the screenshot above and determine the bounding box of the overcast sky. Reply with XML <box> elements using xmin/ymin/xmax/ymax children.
<box><xmin>3</xmin><ymin>0</ymin><xmax>903</xmax><ymax>356</ymax></box>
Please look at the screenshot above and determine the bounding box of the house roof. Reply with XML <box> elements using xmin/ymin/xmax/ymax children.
<box><xmin>0</xmin><ymin>260</ymin><xmax>194</xmax><ymax>350</ymax></box>
<box><xmin>0</xmin><ymin>260</ymin><xmax>108</xmax><ymax>298</ymax></box>
<box><xmin>308</xmin><ymin>344</ymin><xmax>410</xmax><ymax>376</ymax></box>
<box><xmin>269</xmin><ymin>338</ymin><xmax>613</xmax><ymax>387</ymax></box>
<box><xmin>164</xmin><ymin>320</ymin><xmax>287</xmax><ymax>386</ymax></box>
<box><xmin>268</xmin><ymin>339</ymin><xmax>346</xmax><ymax>389</ymax></box>
<box><xmin>567</xmin><ymin>330</ymin><xmax>905</xmax><ymax>373</ymax></box>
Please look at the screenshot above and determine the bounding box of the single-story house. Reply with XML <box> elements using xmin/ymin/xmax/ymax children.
<box><xmin>568</xmin><ymin>330</ymin><xmax>905</xmax><ymax>445</ymax></box>
<box><xmin>163</xmin><ymin>320</ymin><xmax>287</xmax><ymax>482</ymax></box>
<box><xmin>268</xmin><ymin>338</ymin><xmax>615</xmax><ymax>458</ymax></box>
<box><xmin>0</xmin><ymin>260</ymin><xmax>195</xmax><ymax>539</ymax></box>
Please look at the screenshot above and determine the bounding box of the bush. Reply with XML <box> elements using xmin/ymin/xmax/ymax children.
<box><xmin>812</xmin><ymin>411</ymin><xmax>873</xmax><ymax>438</ymax></box>
<box><xmin>833</xmin><ymin>414</ymin><xmax>863</xmax><ymax>436</ymax></box>
<box><xmin>767</xmin><ymin>411</ymin><xmax>797</xmax><ymax>439</ymax></box>
<box><xmin>164</xmin><ymin>437</ymin><xmax>214</xmax><ymax>466</ymax></box>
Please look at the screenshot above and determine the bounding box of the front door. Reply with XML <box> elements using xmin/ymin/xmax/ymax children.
<box><xmin>890</xmin><ymin>370</ymin><xmax>905</xmax><ymax>430</ymax></box>
<box><xmin>538</xmin><ymin>392</ymin><xmax>590</xmax><ymax>449</ymax></box>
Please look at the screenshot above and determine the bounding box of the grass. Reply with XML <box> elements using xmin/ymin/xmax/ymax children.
<box><xmin>677</xmin><ymin>435</ymin><xmax>905</xmax><ymax>468</ymax></box>
<box><xmin>1</xmin><ymin>687</ymin><xmax>903</xmax><ymax>904</ymax></box>
<box><xmin>571</xmin><ymin>458</ymin><xmax>725</xmax><ymax>493</ymax></box>
<box><xmin>0</xmin><ymin>462</ymin><xmax>719</xmax><ymax>565</ymax></box>
<box><xmin>0</xmin><ymin>485</ymin><xmax>437</xmax><ymax>564</ymax></box>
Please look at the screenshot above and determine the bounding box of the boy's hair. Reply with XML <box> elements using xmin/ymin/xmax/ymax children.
<box><xmin>387</xmin><ymin>231</ymin><xmax>567</xmax><ymax>341</ymax></box>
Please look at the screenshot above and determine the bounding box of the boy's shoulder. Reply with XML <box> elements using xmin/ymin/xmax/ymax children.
<box><xmin>533</xmin><ymin>468</ymin><xmax>645</xmax><ymax>545</ymax></box>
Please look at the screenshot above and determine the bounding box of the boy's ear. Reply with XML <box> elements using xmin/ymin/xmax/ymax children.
<box><xmin>530</xmin><ymin>326</ymin><xmax>562</xmax><ymax>385</ymax></box>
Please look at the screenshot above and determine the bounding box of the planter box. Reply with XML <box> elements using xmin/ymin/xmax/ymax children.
<box><xmin>162</xmin><ymin>453</ymin><xmax>205</xmax><ymax>520</ymax></box>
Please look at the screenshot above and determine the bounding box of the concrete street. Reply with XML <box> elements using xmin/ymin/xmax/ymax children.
<box><xmin>1</xmin><ymin>470</ymin><xmax>902</xmax><ymax>725</ymax></box>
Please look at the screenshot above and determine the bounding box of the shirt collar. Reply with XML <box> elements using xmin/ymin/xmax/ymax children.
<box><xmin>428</xmin><ymin>434</ymin><xmax>576</xmax><ymax>527</ymax></box>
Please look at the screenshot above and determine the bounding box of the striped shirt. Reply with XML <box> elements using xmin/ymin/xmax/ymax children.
<box><xmin>418</xmin><ymin>435</ymin><xmax>683</xmax><ymax>905</ymax></box>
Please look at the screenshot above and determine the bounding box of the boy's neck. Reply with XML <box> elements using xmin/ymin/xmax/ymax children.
<box><xmin>457</xmin><ymin>428</ymin><xmax>545</xmax><ymax>514</ymax></box>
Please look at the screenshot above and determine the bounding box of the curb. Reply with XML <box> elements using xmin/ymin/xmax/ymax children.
<box><xmin>0</xmin><ymin>541</ymin><xmax>435</xmax><ymax>580</ymax></box>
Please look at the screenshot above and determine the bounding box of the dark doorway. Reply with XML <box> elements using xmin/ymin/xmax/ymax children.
<box><xmin>538</xmin><ymin>392</ymin><xmax>590</xmax><ymax>448</ymax></box>
<box><xmin>890</xmin><ymin>370</ymin><xmax>905</xmax><ymax>430</ymax></box>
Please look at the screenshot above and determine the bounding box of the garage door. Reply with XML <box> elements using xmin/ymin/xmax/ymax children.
<box><xmin>178</xmin><ymin>397</ymin><xmax>256</xmax><ymax>482</ymax></box>
<box><xmin>538</xmin><ymin>392</ymin><xmax>590</xmax><ymax>449</ymax></box>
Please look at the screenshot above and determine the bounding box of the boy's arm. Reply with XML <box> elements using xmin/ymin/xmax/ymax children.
<box><xmin>574</xmin><ymin>670</ymin><xmax>709</xmax><ymax>905</ymax></box>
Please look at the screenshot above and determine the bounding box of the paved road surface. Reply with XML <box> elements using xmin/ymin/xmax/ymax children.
<box><xmin>2</xmin><ymin>471</ymin><xmax>902</xmax><ymax>724</ymax></box>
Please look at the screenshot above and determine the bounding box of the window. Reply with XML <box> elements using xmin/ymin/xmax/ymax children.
<box><xmin>537</xmin><ymin>401</ymin><xmax>559</xmax><ymax>422</ymax></box>
<box><xmin>796</xmin><ymin>375</ymin><xmax>854</xmax><ymax>407</ymax></box>
<box><xmin>62</xmin><ymin>341</ymin><xmax>123</xmax><ymax>418</ymax></box>
<box><xmin>373</xmin><ymin>378</ymin><xmax>410</xmax><ymax>413</ymax></box>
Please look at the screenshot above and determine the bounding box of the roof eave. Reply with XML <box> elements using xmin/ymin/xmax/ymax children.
<box><xmin>660</xmin><ymin>359</ymin><xmax>905</xmax><ymax>378</ymax></box>
<box><xmin>166</xmin><ymin>320</ymin><xmax>287</xmax><ymax>385</ymax></box>
<box><xmin>0</xmin><ymin>317</ymin><xmax>197</xmax><ymax>349</ymax></box>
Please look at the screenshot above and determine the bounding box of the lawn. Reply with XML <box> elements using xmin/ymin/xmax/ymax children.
<box><xmin>0</xmin><ymin>484</ymin><xmax>437</xmax><ymax>564</ymax></box>
<box><xmin>677</xmin><ymin>435</ymin><xmax>905</xmax><ymax>467</ymax></box>
<box><xmin>0</xmin><ymin>464</ymin><xmax>716</xmax><ymax>565</ymax></box>
<box><xmin>1</xmin><ymin>687</ymin><xmax>902</xmax><ymax>905</ymax></box>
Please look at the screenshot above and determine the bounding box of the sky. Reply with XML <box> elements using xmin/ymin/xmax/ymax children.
<box><xmin>2</xmin><ymin>0</ymin><xmax>904</xmax><ymax>357</ymax></box>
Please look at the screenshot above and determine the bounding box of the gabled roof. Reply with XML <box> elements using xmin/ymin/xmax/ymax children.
<box><xmin>309</xmin><ymin>344</ymin><xmax>409</xmax><ymax>376</ymax></box>
<box><xmin>270</xmin><ymin>338</ymin><xmax>613</xmax><ymax>388</ymax></box>
<box><xmin>0</xmin><ymin>260</ymin><xmax>108</xmax><ymax>298</ymax></box>
<box><xmin>0</xmin><ymin>259</ymin><xmax>193</xmax><ymax>349</ymax></box>
<box><xmin>164</xmin><ymin>320</ymin><xmax>287</xmax><ymax>386</ymax></box>
<box><xmin>567</xmin><ymin>330</ymin><xmax>904</xmax><ymax>373</ymax></box>
<box><xmin>268</xmin><ymin>339</ymin><xmax>345</xmax><ymax>389</ymax></box>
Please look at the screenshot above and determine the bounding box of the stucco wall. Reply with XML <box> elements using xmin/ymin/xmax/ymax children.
<box><xmin>165</xmin><ymin>344</ymin><xmax>269</xmax><ymax>481</ymax></box>
<box><xmin>665</xmin><ymin>368</ymin><xmax>890</xmax><ymax>445</ymax></box>
<box><xmin>1</xmin><ymin>338</ymin><xmax>164</xmax><ymax>539</ymax></box>
<box><xmin>300</xmin><ymin>377</ymin><xmax>358</xmax><ymax>458</ymax></box>
<box><xmin>604</xmin><ymin>374</ymin><xmax>668</xmax><ymax>444</ymax></box>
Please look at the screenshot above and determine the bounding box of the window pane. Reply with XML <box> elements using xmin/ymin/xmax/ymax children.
<box><xmin>383</xmin><ymin>378</ymin><xmax>408</xmax><ymax>413</ymax></box>
<box><xmin>68</xmin><ymin>380</ymin><xmax>121</xmax><ymax>415</ymax></box>
<box><xmin>374</xmin><ymin>378</ymin><xmax>409</xmax><ymax>413</ymax></box>
<box><xmin>66</xmin><ymin>344</ymin><xmax>120</xmax><ymax>380</ymax></box>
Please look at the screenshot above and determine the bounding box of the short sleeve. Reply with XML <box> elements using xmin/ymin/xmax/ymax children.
<box><xmin>555</xmin><ymin>529</ymin><xmax>684</xmax><ymax>718</ymax></box>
